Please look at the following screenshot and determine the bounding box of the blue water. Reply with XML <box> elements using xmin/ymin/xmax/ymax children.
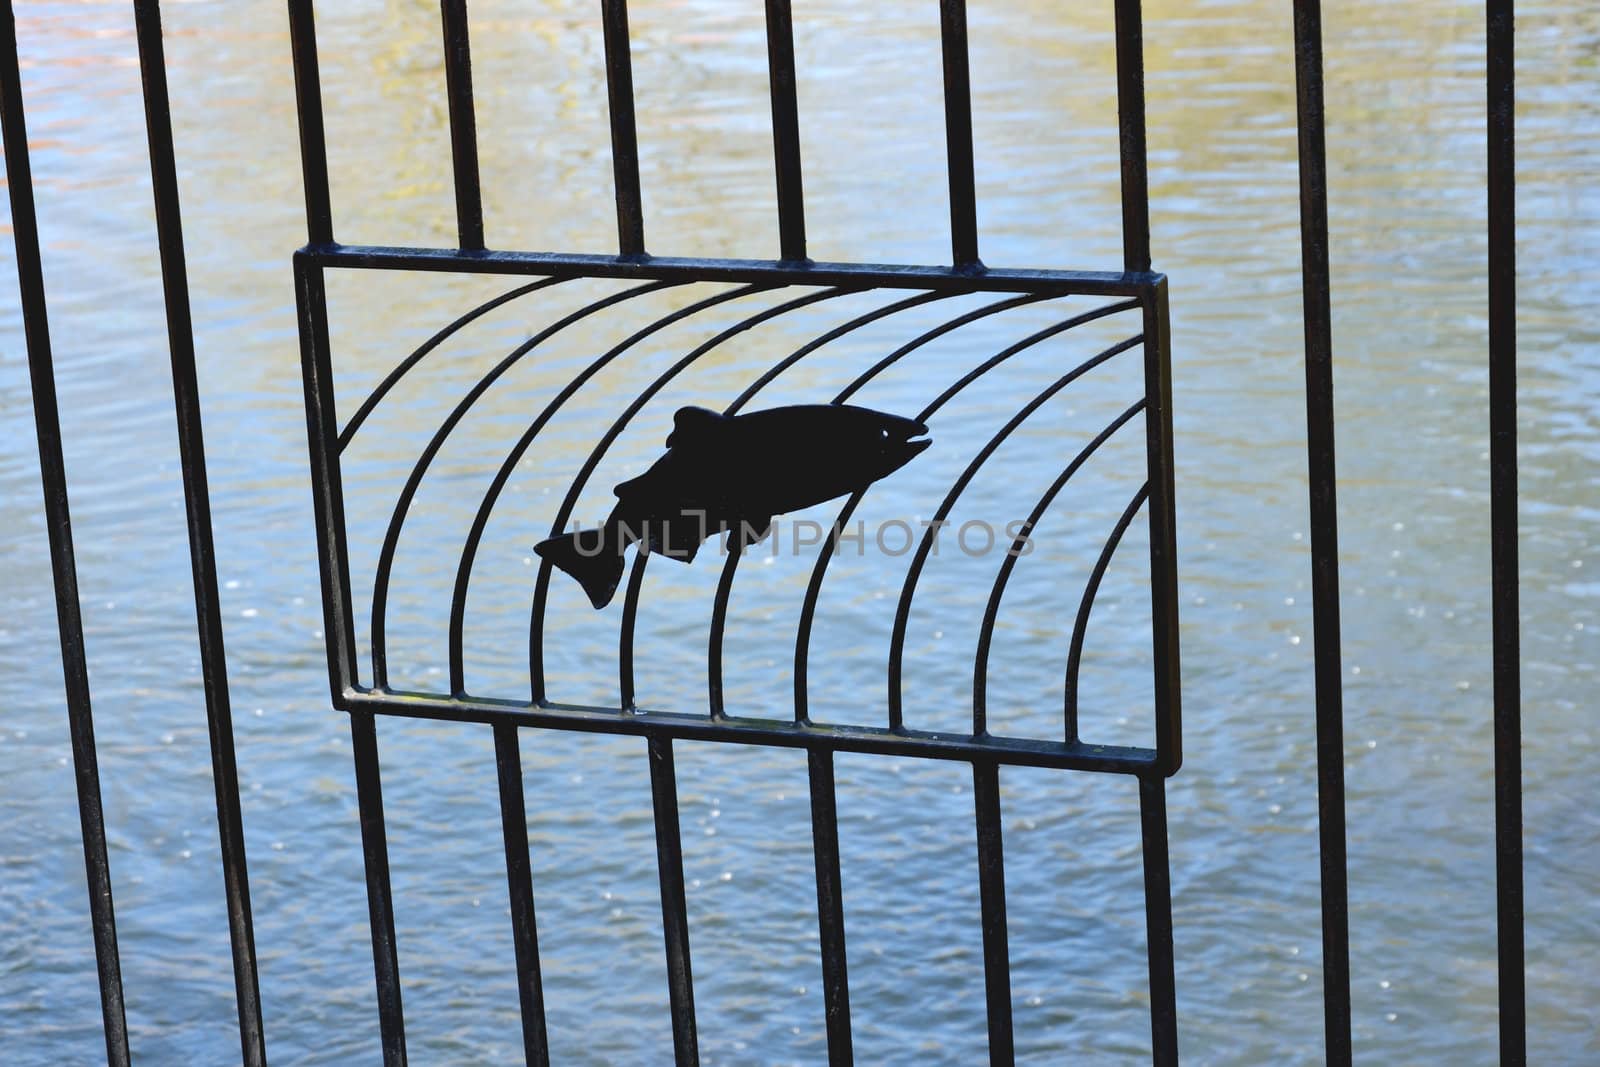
<box><xmin>1</xmin><ymin>0</ymin><xmax>1595</xmax><ymax>1063</ymax></box>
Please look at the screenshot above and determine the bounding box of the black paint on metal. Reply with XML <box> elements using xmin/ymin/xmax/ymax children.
<box><xmin>648</xmin><ymin>737</ymin><xmax>699</xmax><ymax>1066</ymax></box>
<box><xmin>305</xmin><ymin>242</ymin><xmax>1154</xmax><ymax>296</ymax></box>
<box><xmin>1142</xmin><ymin>283</ymin><xmax>1182</xmax><ymax>773</ymax></box>
<box><xmin>284</xmin><ymin>4</ymin><xmax>1187</xmax><ymax>1062</ymax></box>
<box><xmin>734</xmin><ymin>293</ymin><xmax>954</xmax><ymax>415</ymax></box>
<box><xmin>808</xmin><ymin>749</ymin><xmax>853</xmax><ymax>1065</ymax></box>
<box><xmin>602</xmin><ymin>288</ymin><xmax>861</xmax><ymax>704</ymax></box>
<box><xmin>351</xmin><ymin>711</ymin><xmax>408</xmax><ymax>1065</ymax></box>
<box><xmin>294</xmin><ymin>256</ymin><xmax>359</xmax><ymax>699</ymax></box>
<box><xmin>348</xmin><ymin>688</ymin><xmax>1161</xmax><ymax>775</ymax></box>
<box><xmin>975</xmin><ymin>402</ymin><xmax>1146</xmax><ymax>738</ymax></box>
<box><xmin>911</xmin><ymin>301</ymin><xmax>1140</xmax><ymax>421</ymax></box>
<box><xmin>1065</xmin><ymin>484</ymin><xmax>1151</xmax><ymax>741</ymax></box>
<box><xmin>705</xmin><ymin>289</ymin><xmax>958</xmax><ymax>718</ymax></box>
<box><xmin>1</xmin><ymin>0</ymin><xmax>1537</xmax><ymax>1057</ymax></box>
<box><xmin>937</xmin><ymin>0</ymin><xmax>980</xmax><ymax>267</ymax></box>
<box><xmin>514</xmin><ymin>282</ymin><xmax>773</xmax><ymax>700</ymax></box>
<box><xmin>132</xmin><ymin>3</ymin><xmax>267</xmax><ymax>1062</ymax></box>
<box><xmin>1139</xmin><ymin>774</ymin><xmax>1178</xmax><ymax>1066</ymax></box>
<box><xmin>1112</xmin><ymin>0</ymin><xmax>1151</xmax><ymax>273</ymax></box>
<box><xmin>371</xmin><ymin>280</ymin><xmax>676</xmax><ymax>691</ymax></box>
<box><xmin>706</xmin><ymin>552</ymin><xmax>740</xmax><ymax>722</ymax></box>
<box><xmin>834</xmin><ymin>293</ymin><xmax>1055</xmax><ymax>406</ymax></box>
<box><xmin>619</xmin><ymin>552</ymin><xmax>650</xmax><ymax>712</ymax></box>
<box><xmin>887</xmin><ymin>332</ymin><xmax>1146</xmax><ymax>730</ymax></box>
<box><xmin>973</xmin><ymin>760</ymin><xmax>1014</xmax><ymax>1064</ymax></box>
<box><xmin>305</xmin><ymin>259</ymin><xmax>1177</xmax><ymax>1062</ymax></box>
<box><xmin>341</xmin><ymin>277</ymin><xmax>569</xmax><ymax>452</ymax></box>
<box><xmin>1291</xmin><ymin>3</ymin><xmax>1352</xmax><ymax>1062</ymax></box>
<box><xmin>1487</xmin><ymin>2</ymin><xmax>1524</xmax><ymax>1062</ymax></box>
<box><xmin>793</xmin><ymin>291</ymin><xmax>1062</xmax><ymax>723</ymax></box>
<box><xmin>764</xmin><ymin>0</ymin><xmax>807</xmax><ymax>261</ymax></box>
<box><xmin>439</xmin><ymin>0</ymin><xmax>485</xmax><ymax>250</ymax></box>
<box><xmin>287</xmin><ymin>0</ymin><xmax>333</xmax><ymax>245</ymax></box>
<box><xmin>495</xmin><ymin>725</ymin><xmax>550</xmax><ymax>1066</ymax></box>
<box><xmin>0</xmin><ymin>7</ymin><xmax>131</xmax><ymax>1061</ymax></box>
<box><xmin>600</xmin><ymin>0</ymin><xmax>645</xmax><ymax>255</ymax></box>
<box><xmin>726</xmin><ymin>296</ymin><xmax>1147</xmax><ymax>731</ymax></box>
<box><xmin>456</xmin><ymin>283</ymin><xmax>764</xmax><ymax>695</ymax></box>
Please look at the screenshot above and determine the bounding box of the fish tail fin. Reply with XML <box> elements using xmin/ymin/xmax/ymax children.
<box><xmin>535</xmin><ymin>528</ymin><xmax>624</xmax><ymax>610</ymax></box>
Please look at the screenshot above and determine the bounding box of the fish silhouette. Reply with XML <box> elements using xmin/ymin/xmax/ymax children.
<box><xmin>536</xmin><ymin>404</ymin><xmax>931</xmax><ymax>608</ymax></box>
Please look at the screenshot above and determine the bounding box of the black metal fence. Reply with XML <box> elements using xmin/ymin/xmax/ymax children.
<box><xmin>291</xmin><ymin>0</ymin><xmax>1178</xmax><ymax>1062</ymax></box>
<box><xmin>0</xmin><ymin>1</ymin><xmax>1524</xmax><ymax>1065</ymax></box>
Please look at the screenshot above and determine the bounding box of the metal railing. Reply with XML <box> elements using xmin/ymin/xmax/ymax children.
<box><xmin>0</xmin><ymin>1</ymin><xmax>1527</xmax><ymax>1065</ymax></box>
<box><xmin>286</xmin><ymin>0</ymin><xmax>1178</xmax><ymax>1064</ymax></box>
<box><xmin>1289</xmin><ymin>1</ymin><xmax>1524</xmax><ymax>1063</ymax></box>
<box><xmin>2</xmin><ymin>3</ymin><xmax>267</xmax><ymax>1065</ymax></box>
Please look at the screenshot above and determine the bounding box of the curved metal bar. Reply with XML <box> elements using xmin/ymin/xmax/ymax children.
<box><xmin>791</xmin><ymin>491</ymin><xmax>865</xmax><ymax>723</ymax></box>
<box><xmin>972</xmin><ymin>400</ymin><xmax>1146</xmax><ymax>735</ymax></box>
<box><xmin>793</xmin><ymin>298</ymin><xmax>1142</xmax><ymax>722</ymax></box>
<box><xmin>369</xmin><ymin>279</ymin><xmax>679</xmax><ymax>688</ymax></box>
<box><xmin>618</xmin><ymin>550</ymin><xmax>651</xmax><ymax>710</ymax></box>
<box><xmin>338</xmin><ymin>276</ymin><xmax>570</xmax><ymax>452</ymax></box>
<box><xmin>523</xmin><ymin>286</ymin><xmax>859</xmax><ymax>702</ymax></box>
<box><xmin>705</xmin><ymin>289</ymin><xmax>962</xmax><ymax>719</ymax></box>
<box><xmin>724</xmin><ymin>289</ymin><xmax>954</xmax><ymax>415</ymax></box>
<box><xmin>706</xmin><ymin>546</ymin><xmax>742</xmax><ymax>721</ymax></box>
<box><xmin>834</xmin><ymin>291</ymin><xmax>1055</xmax><ymax>405</ymax></box>
<box><xmin>612</xmin><ymin>552</ymin><xmax>653</xmax><ymax>709</ymax></box>
<box><xmin>615</xmin><ymin>286</ymin><xmax>892</xmax><ymax>710</ymax></box>
<box><xmin>447</xmin><ymin>283</ymin><xmax>770</xmax><ymax>694</ymax></box>
<box><xmin>1063</xmin><ymin>483</ymin><xmax>1150</xmax><ymax>740</ymax></box>
<box><xmin>885</xmin><ymin>333</ymin><xmax>1145</xmax><ymax>730</ymax></box>
<box><xmin>911</xmin><ymin>299</ymin><xmax>1141</xmax><ymax>426</ymax></box>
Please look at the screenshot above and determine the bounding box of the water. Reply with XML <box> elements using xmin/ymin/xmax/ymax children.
<box><xmin>1</xmin><ymin>0</ymin><xmax>1595</xmax><ymax>1062</ymax></box>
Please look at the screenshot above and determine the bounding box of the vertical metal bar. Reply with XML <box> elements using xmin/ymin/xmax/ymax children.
<box><xmin>972</xmin><ymin>760</ymin><xmax>1013</xmax><ymax>1065</ymax></box>
<box><xmin>0</xmin><ymin>9</ymin><xmax>131</xmax><ymax>1062</ymax></box>
<box><xmin>1111</xmin><ymin>0</ymin><xmax>1152</xmax><ymax>273</ymax></box>
<box><xmin>599</xmin><ymin>0</ymin><xmax>645</xmax><ymax>256</ymax></box>
<box><xmin>350</xmin><ymin>710</ymin><xmax>408</xmax><ymax>1066</ymax></box>
<box><xmin>131</xmin><ymin>4</ymin><xmax>266</xmax><ymax>1063</ymax></box>
<box><xmin>287</xmin><ymin>0</ymin><xmax>357</xmax><ymax>701</ymax></box>
<box><xmin>807</xmin><ymin>749</ymin><xmax>853</xmax><ymax>1065</ymax></box>
<box><xmin>1290</xmin><ymin>4</ymin><xmax>1352</xmax><ymax>1063</ymax></box>
<box><xmin>1486</xmin><ymin>2</ymin><xmax>1524</xmax><ymax>1063</ymax></box>
<box><xmin>1143</xmin><ymin>282</ymin><xmax>1182</xmax><ymax>773</ymax></box>
<box><xmin>763</xmin><ymin>0</ymin><xmax>806</xmax><ymax>261</ymax></box>
<box><xmin>439</xmin><ymin>0</ymin><xmax>485</xmax><ymax>250</ymax></box>
<box><xmin>937</xmin><ymin>0</ymin><xmax>979</xmax><ymax>268</ymax></box>
<box><xmin>1139</xmin><ymin>774</ymin><xmax>1179</xmax><ymax>1066</ymax></box>
<box><xmin>286</xmin><ymin>0</ymin><xmax>333</xmax><ymax>245</ymax></box>
<box><xmin>294</xmin><ymin>256</ymin><xmax>359</xmax><ymax>697</ymax></box>
<box><xmin>494</xmin><ymin>725</ymin><xmax>550</xmax><ymax>1066</ymax></box>
<box><xmin>647</xmin><ymin>736</ymin><xmax>699</xmax><ymax>1066</ymax></box>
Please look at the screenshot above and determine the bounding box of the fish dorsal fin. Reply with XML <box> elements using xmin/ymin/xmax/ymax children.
<box><xmin>666</xmin><ymin>405</ymin><xmax>725</xmax><ymax>448</ymax></box>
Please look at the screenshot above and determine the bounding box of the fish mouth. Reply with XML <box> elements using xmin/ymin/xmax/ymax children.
<box><xmin>890</xmin><ymin>421</ymin><xmax>932</xmax><ymax>462</ymax></box>
<box><xmin>908</xmin><ymin>419</ymin><xmax>931</xmax><ymax>446</ymax></box>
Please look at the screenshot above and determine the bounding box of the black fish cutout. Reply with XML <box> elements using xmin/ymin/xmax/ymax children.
<box><xmin>536</xmin><ymin>404</ymin><xmax>932</xmax><ymax>609</ymax></box>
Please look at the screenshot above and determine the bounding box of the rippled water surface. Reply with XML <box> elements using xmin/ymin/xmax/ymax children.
<box><xmin>1</xmin><ymin>1</ymin><xmax>1596</xmax><ymax>1063</ymax></box>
